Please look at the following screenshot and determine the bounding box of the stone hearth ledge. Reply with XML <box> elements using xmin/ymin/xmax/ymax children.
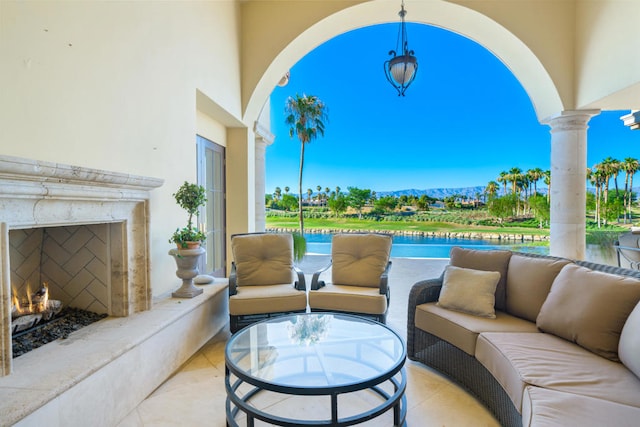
<box><xmin>0</xmin><ymin>280</ymin><xmax>228</xmax><ymax>427</ymax></box>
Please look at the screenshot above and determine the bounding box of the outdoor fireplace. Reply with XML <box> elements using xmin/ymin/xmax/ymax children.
<box><xmin>0</xmin><ymin>155</ymin><xmax>163</xmax><ymax>376</ymax></box>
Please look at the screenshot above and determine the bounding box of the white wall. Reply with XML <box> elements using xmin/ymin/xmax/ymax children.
<box><xmin>575</xmin><ymin>0</ymin><xmax>640</xmax><ymax>109</ymax></box>
<box><xmin>0</xmin><ymin>1</ymin><xmax>246</xmax><ymax>296</ymax></box>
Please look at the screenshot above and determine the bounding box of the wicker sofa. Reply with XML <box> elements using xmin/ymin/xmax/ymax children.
<box><xmin>407</xmin><ymin>247</ymin><xmax>640</xmax><ymax>427</ymax></box>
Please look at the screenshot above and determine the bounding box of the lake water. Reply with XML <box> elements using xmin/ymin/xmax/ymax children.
<box><xmin>305</xmin><ymin>233</ymin><xmax>549</xmax><ymax>258</ymax></box>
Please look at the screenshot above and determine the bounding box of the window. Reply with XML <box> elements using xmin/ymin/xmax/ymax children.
<box><xmin>197</xmin><ymin>135</ymin><xmax>226</xmax><ymax>277</ymax></box>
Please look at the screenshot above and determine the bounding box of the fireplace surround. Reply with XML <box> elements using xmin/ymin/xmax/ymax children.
<box><xmin>0</xmin><ymin>155</ymin><xmax>163</xmax><ymax>376</ymax></box>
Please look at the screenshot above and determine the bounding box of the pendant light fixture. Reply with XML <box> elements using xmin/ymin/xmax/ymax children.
<box><xmin>384</xmin><ymin>1</ymin><xmax>418</xmax><ymax>96</ymax></box>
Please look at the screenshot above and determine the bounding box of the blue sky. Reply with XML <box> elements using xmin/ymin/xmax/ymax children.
<box><xmin>267</xmin><ymin>23</ymin><xmax>640</xmax><ymax>194</ymax></box>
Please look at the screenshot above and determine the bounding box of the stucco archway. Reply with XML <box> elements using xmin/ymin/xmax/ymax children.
<box><xmin>243</xmin><ymin>0</ymin><xmax>564</xmax><ymax>125</ymax></box>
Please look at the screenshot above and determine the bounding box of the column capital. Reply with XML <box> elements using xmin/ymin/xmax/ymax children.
<box><xmin>542</xmin><ymin>110</ymin><xmax>600</xmax><ymax>132</ymax></box>
<box><xmin>620</xmin><ymin>110</ymin><xmax>640</xmax><ymax>130</ymax></box>
<box><xmin>253</xmin><ymin>121</ymin><xmax>275</xmax><ymax>146</ymax></box>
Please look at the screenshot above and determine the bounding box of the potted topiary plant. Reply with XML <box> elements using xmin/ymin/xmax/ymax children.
<box><xmin>169</xmin><ymin>181</ymin><xmax>207</xmax><ymax>249</ymax></box>
<box><xmin>168</xmin><ymin>181</ymin><xmax>207</xmax><ymax>298</ymax></box>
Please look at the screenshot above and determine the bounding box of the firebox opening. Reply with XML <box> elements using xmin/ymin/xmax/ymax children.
<box><xmin>9</xmin><ymin>223</ymin><xmax>124</xmax><ymax>357</ymax></box>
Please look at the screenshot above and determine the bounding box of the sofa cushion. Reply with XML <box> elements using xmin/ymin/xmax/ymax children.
<box><xmin>437</xmin><ymin>265</ymin><xmax>501</xmax><ymax>318</ymax></box>
<box><xmin>476</xmin><ymin>332</ymin><xmax>640</xmax><ymax>412</ymax></box>
<box><xmin>331</xmin><ymin>233</ymin><xmax>392</xmax><ymax>287</ymax></box>
<box><xmin>537</xmin><ymin>263</ymin><xmax>640</xmax><ymax>361</ymax></box>
<box><xmin>449</xmin><ymin>247</ymin><xmax>512</xmax><ymax>311</ymax></box>
<box><xmin>522</xmin><ymin>385</ymin><xmax>640</xmax><ymax>427</ymax></box>
<box><xmin>506</xmin><ymin>254</ymin><xmax>570</xmax><ymax>322</ymax></box>
<box><xmin>232</xmin><ymin>233</ymin><xmax>294</xmax><ymax>286</ymax></box>
<box><xmin>619</xmin><ymin>301</ymin><xmax>640</xmax><ymax>378</ymax></box>
<box><xmin>229</xmin><ymin>284</ymin><xmax>307</xmax><ymax>315</ymax></box>
<box><xmin>308</xmin><ymin>283</ymin><xmax>387</xmax><ymax>315</ymax></box>
<box><xmin>415</xmin><ymin>303</ymin><xmax>538</xmax><ymax>355</ymax></box>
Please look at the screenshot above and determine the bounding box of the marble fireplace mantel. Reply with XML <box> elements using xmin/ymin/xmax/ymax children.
<box><xmin>0</xmin><ymin>155</ymin><xmax>163</xmax><ymax>376</ymax></box>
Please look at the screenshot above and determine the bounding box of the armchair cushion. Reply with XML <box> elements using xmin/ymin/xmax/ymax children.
<box><xmin>229</xmin><ymin>284</ymin><xmax>307</xmax><ymax>316</ymax></box>
<box><xmin>307</xmin><ymin>284</ymin><xmax>387</xmax><ymax>315</ymax></box>
<box><xmin>331</xmin><ymin>233</ymin><xmax>392</xmax><ymax>287</ymax></box>
<box><xmin>231</xmin><ymin>233</ymin><xmax>294</xmax><ymax>286</ymax></box>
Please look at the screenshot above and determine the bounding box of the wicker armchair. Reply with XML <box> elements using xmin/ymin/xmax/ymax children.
<box><xmin>228</xmin><ymin>233</ymin><xmax>306</xmax><ymax>333</ymax></box>
<box><xmin>308</xmin><ymin>233</ymin><xmax>392</xmax><ymax>323</ymax></box>
<box><xmin>614</xmin><ymin>231</ymin><xmax>640</xmax><ymax>270</ymax></box>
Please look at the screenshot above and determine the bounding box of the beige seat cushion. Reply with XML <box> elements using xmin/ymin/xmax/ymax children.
<box><xmin>232</xmin><ymin>233</ymin><xmax>294</xmax><ymax>286</ymax></box>
<box><xmin>308</xmin><ymin>284</ymin><xmax>387</xmax><ymax>315</ymax></box>
<box><xmin>331</xmin><ymin>233</ymin><xmax>392</xmax><ymax>287</ymax></box>
<box><xmin>415</xmin><ymin>303</ymin><xmax>538</xmax><ymax>355</ymax></box>
<box><xmin>229</xmin><ymin>284</ymin><xmax>307</xmax><ymax>315</ymax></box>
<box><xmin>476</xmin><ymin>332</ymin><xmax>640</xmax><ymax>412</ymax></box>
<box><xmin>437</xmin><ymin>265</ymin><xmax>501</xmax><ymax>318</ymax></box>
<box><xmin>522</xmin><ymin>385</ymin><xmax>640</xmax><ymax>427</ymax></box>
<box><xmin>619</xmin><ymin>301</ymin><xmax>640</xmax><ymax>378</ymax></box>
<box><xmin>537</xmin><ymin>263</ymin><xmax>640</xmax><ymax>361</ymax></box>
<box><xmin>449</xmin><ymin>247</ymin><xmax>512</xmax><ymax>311</ymax></box>
<box><xmin>506</xmin><ymin>254</ymin><xmax>570</xmax><ymax>322</ymax></box>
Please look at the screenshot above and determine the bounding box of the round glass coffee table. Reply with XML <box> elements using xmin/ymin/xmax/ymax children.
<box><xmin>225</xmin><ymin>313</ymin><xmax>407</xmax><ymax>426</ymax></box>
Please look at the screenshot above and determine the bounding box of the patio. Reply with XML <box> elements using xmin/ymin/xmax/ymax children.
<box><xmin>117</xmin><ymin>256</ymin><xmax>500</xmax><ymax>426</ymax></box>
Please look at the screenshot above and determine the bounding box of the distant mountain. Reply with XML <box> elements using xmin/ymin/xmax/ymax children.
<box><xmin>376</xmin><ymin>186</ymin><xmax>486</xmax><ymax>200</ymax></box>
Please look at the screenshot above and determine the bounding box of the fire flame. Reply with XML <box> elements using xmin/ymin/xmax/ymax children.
<box><xmin>11</xmin><ymin>283</ymin><xmax>49</xmax><ymax>316</ymax></box>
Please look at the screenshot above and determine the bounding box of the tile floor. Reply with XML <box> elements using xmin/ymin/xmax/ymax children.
<box><xmin>117</xmin><ymin>257</ymin><xmax>500</xmax><ymax>426</ymax></box>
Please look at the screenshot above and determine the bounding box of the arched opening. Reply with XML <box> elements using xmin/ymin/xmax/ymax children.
<box><xmin>266</xmin><ymin>23</ymin><xmax>550</xmax><ymax>196</ymax></box>
<box><xmin>243</xmin><ymin>1</ymin><xmax>563</xmax><ymax>125</ymax></box>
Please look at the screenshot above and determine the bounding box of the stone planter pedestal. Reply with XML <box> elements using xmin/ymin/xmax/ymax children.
<box><xmin>169</xmin><ymin>247</ymin><xmax>205</xmax><ymax>298</ymax></box>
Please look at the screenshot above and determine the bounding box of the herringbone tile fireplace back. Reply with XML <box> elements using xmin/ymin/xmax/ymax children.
<box><xmin>9</xmin><ymin>225</ymin><xmax>109</xmax><ymax>314</ymax></box>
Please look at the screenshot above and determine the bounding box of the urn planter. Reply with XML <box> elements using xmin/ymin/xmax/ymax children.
<box><xmin>169</xmin><ymin>246</ymin><xmax>205</xmax><ymax>298</ymax></box>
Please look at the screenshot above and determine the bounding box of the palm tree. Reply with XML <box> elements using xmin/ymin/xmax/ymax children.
<box><xmin>335</xmin><ymin>186</ymin><xmax>341</xmax><ymax>195</ymax></box>
<box><xmin>497</xmin><ymin>171</ymin><xmax>509</xmax><ymax>195</ymax></box>
<box><xmin>485</xmin><ymin>181</ymin><xmax>499</xmax><ymax>200</ymax></box>
<box><xmin>508</xmin><ymin>167</ymin><xmax>523</xmax><ymax>195</ymax></box>
<box><xmin>622</xmin><ymin>157</ymin><xmax>639</xmax><ymax>222</ymax></box>
<box><xmin>285</xmin><ymin>94</ymin><xmax>328</xmax><ymax>234</ymax></box>
<box><xmin>284</xmin><ymin>186</ymin><xmax>290</xmax><ymax>194</ymax></box>
<box><xmin>607</xmin><ymin>157</ymin><xmax>621</xmax><ymax>196</ymax></box>
<box><xmin>599</xmin><ymin>158</ymin><xmax>618</xmax><ymax>224</ymax></box>
<box><xmin>588</xmin><ymin>165</ymin><xmax>606</xmax><ymax>227</ymax></box>
<box><xmin>587</xmin><ymin>167</ymin><xmax>595</xmax><ymax>224</ymax></box>
<box><xmin>273</xmin><ymin>187</ymin><xmax>282</xmax><ymax>202</ymax></box>
<box><xmin>307</xmin><ymin>188</ymin><xmax>313</xmax><ymax>203</ymax></box>
<box><xmin>543</xmin><ymin>170</ymin><xmax>551</xmax><ymax>203</ymax></box>
<box><xmin>528</xmin><ymin>168</ymin><xmax>544</xmax><ymax>196</ymax></box>
<box><xmin>508</xmin><ymin>167</ymin><xmax>523</xmax><ymax>215</ymax></box>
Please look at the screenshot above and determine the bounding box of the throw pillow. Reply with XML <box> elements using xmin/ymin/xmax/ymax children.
<box><xmin>437</xmin><ymin>265</ymin><xmax>501</xmax><ymax>318</ymax></box>
<box><xmin>449</xmin><ymin>247</ymin><xmax>512</xmax><ymax>311</ymax></box>
<box><xmin>619</xmin><ymin>301</ymin><xmax>640</xmax><ymax>378</ymax></box>
<box><xmin>537</xmin><ymin>263</ymin><xmax>640</xmax><ymax>361</ymax></box>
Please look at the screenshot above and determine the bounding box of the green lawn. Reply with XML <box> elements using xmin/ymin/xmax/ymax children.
<box><xmin>265</xmin><ymin>216</ymin><xmax>551</xmax><ymax>236</ymax></box>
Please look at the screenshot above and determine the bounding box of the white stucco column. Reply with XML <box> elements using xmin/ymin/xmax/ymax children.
<box><xmin>543</xmin><ymin>110</ymin><xmax>599</xmax><ymax>260</ymax></box>
<box><xmin>254</xmin><ymin>121</ymin><xmax>274</xmax><ymax>231</ymax></box>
